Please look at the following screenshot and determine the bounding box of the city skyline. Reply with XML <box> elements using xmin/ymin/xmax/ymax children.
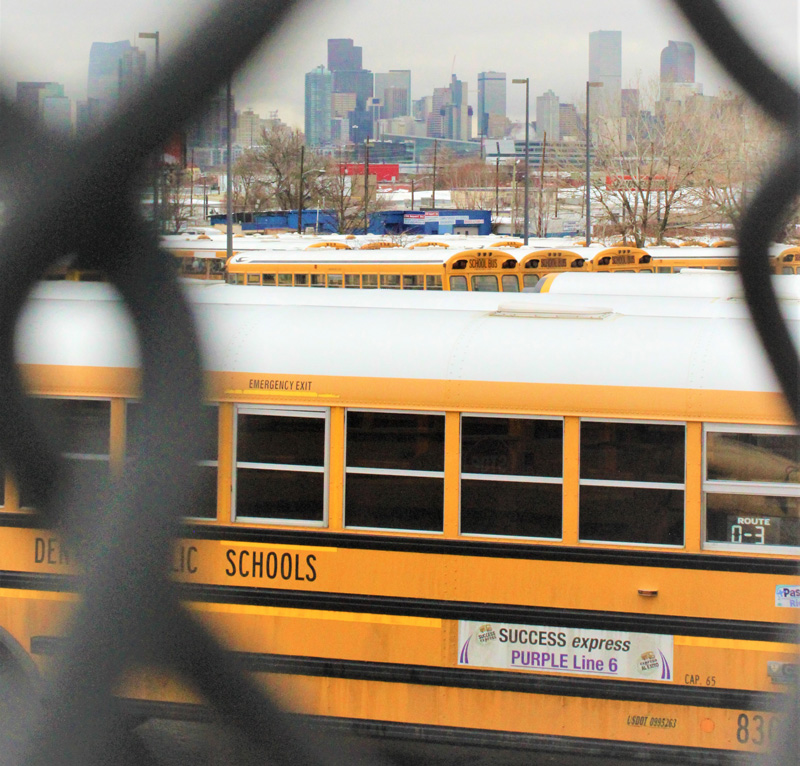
<box><xmin>1</xmin><ymin>0</ymin><xmax>796</xmax><ymax>129</ymax></box>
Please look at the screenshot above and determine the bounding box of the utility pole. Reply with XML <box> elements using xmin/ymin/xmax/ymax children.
<box><xmin>512</xmin><ymin>78</ymin><xmax>530</xmax><ymax>244</ymax></box>
<box><xmin>297</xmin><ymin>144</ymin><xmax>305</xmax><ymax>235</ymax></box>
<box><xmin>585</xmin><ymin>81</ymin><xmax>603</xmax><ymax>246</ymax></box>
<box><xmin>495</xmin><ymin>141</ymin><xmax>500</xmax><ymax>224</ymax></box>
<box><xmin>432</xmin><ymin>138</ymin><xmax>438</xmax><ymax>210</ymax></box>
<box><xmin>538</xmin><ymin>130</ymin><xmax>546</xmax><ymax>237</ymax></box>
<box><xmin>226</xmin><ymin>77</ymin><xmax>232</xmax><ymax>261</ymax></box>
<box><xmin>364</xmin><ymin>139</ymin><xmax>370</xmax><ymax>234</ymax></box>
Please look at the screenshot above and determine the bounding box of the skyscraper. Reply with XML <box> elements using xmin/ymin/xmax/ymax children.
<box><xmin>477</xmin><ymin>71</ymin><xmax>506</xmax><ymax>139</ymax></box>
<box><xmin>118</xmin><ymin>47</ymin><xmax>147</xmax><ymax>103</ymax></box>
<box><xmin>304</xmin><ymin>65</ymin><xmax>332</xmax><ymax>147</ymax></box>
<box><xmin>660</xmin><ymin>41</ymin><xmax>695</xmax><ymax>84</ymax></box>
<box><xmin>588</xmin><ymin>30</ymin><xmax>622</xmax><ymax>117</ymax></box>
<box><xmin>327</xmin><ymin>39</ymin><xmax>362</xmax><ymax>72</ymax></box>
<box><xmin>16</xmin><ymin>82</ymin><xmax>71</xmax><ymax>133</ymax></box>
<box><xmin>535</xmin><ymin>90</ymin><xmax>560</xmax><ymax>142</ymax></box>
<box><xmin>374</xmin><ymin>70</ymin><xmax>411</xmax><ymax>117</ymax></box>
<box><xmin>87</xmin><ymin>40</ymin><xmax>132</xmax><ymax>116</ymax></box>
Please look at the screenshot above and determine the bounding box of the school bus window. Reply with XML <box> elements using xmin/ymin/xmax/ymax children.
<box><xmin>277</xmin><ymin>273</ymin><xmax>292</xmax><ymax>287</ymax></box>
<box><xmin>579</xmin><ymin>421</ymin><xmax>685</xmax><ymax>545</ymax></box>
<box><xmin>704</xmin><ymin>427</ymin><xmax>800</xmax><ymax>549</ymax></box>
<box><xmin>310</xmin><ymin>274</ymin><xmax>325</xmax><ymax>287</ymax></box>
<box><xmin>502</xmin><ymin>275</ymin><xmax>520</xmax><ymax>292</ymax></box>
<box><xmin>403</xmin><ymin>275</ymin><xmax>424</xmax><ymax>290</ymax></box>
<box><xmin>656</xmin><ymin>267</ymin><xmax>672</xmax><ymax>273</ymax></box>
<box><xmin>783</xmin><ymin>267</ymin><xmax>794</xmax><ymax>275</ymax></box>
<box><xmin>295</xmin><ymin>273</ymin><xmax>308</xmax><ymax>286</ymax></box>
<box><xmin>22</xmin><ymin>398</ymin><xmax>111</xmax><ymax>508</ymax></box>
<box><xmin>234</xmin><ymin>407</ymin><xmax>328</xmax><ymax>525</ymax></box>
<box><xmin>472</xmin><ymin>275</ymin><xmax>499</xmax><ymax>292</ymax></box>
<box><xmin>450</xmin><ymin>275</ymin><xmax>467</xmax><ymax>291</ymax></box>
<box><xmin>523</xmin><ymin>274</ymin><xmax>539</xmax><ymax>289</ymax></box>
<box><xmin>461</xmin><ymin>416</ymin><xmax>562</xmax><ymax>538</ymax></box>
<box><xmin>345</xmin><ymin>411</ymin><xmax>444</xmax><ymax>532</ymax></box>
<box><xmin>260</xmin><ymin>273</ymin><xmax>275</xmax><ymax>286</ymax></box>
<box><xmin>362</xmin><ymin>274</ymin><xmax>378</xmax><ymax>289</ymax></box>
<box><xmin>380</xmin><ymin>274</ymin><xmax>401</xmax><ymax>289</ymax></box>
<box><xmin>345</xmin><ymin>274</ymin><xmax>360</xmax><ymax>288</ymax></box>
<box><xmin>226</xmin><ymin>273</ymin><xmax>244</xmax><ymax>285</ymax></box>
<box><xmin>426</xmin><ymin>275</ymin><xmax>443</xmax><ymax>290</ymax></box>
<box><xmin>327</xmin><ymin>274</ymin><xmax>343</xmax><ymax>288</ymax></box>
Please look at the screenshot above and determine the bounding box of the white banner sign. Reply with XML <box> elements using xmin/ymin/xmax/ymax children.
<box><xmin>458</xmin><ymin>621</ymin><xmax>673</xmax><ymax>682</ymax></box>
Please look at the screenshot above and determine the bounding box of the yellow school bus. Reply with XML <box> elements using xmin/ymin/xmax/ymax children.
<box><xmin>4</xmin><ymin>279</ymin><xmax>799</xmax><ymax>761</ymax></box>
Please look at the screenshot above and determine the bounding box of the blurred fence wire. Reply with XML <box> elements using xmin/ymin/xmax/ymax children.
<box><xmin>0</xmin><ymin>0</ymin><xmax>795</xmax><ymax>764</ymax></box>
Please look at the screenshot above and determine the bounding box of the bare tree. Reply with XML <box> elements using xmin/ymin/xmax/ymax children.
<box><xmin>248</xmin><ymin>123</ymin><xmax>326</xmax><ymax>210</ymax></box>
<box><xmin>592</xmin><ymin>80</ymin><xmax>722</xmax><ymax>246</ymax></box>
<box><xmin>232</xmin><ymin>149</ymin><xmax>271</xmax><ymax>214</ymax></box>
<box><xmin>160</xmin><ymin>167</ymin><xmax>195</xmax><ymax>233</ymax></box>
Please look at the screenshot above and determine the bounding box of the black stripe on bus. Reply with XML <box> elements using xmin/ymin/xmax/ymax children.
<box><xmin>3</xmin><ymin>514</ymin><xmax>797</xmax><ymax>575</ymax></box>
<box><xmin>181</xmin><ymin>583</ymin><xmax>796</xmax><ymax>643</ymax></box>
<box><xmin>33</xmin><ymin>637</ymin><xmax>781</xmax><ymax>712</ymax></box>
<box><xmin>111</xmin><ymin>702</ymin><xmax>748</xmax><ymax>765</ymax></box>
<box><xmin>6</xmin><ymin>571</ymin><xmax>795</xmax><ymax>643</ymax></box>
<box><xmin>5</xmin><ymin>571</ymin><xmax>795</xmax><ymax>642</ymax></box>
<box><xmin>182</xmin><ymin>525</ymin><xmax>800</xmax><ymax>575</ymax></box>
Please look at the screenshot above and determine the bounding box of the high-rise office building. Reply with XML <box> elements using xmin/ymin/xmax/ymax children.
<box><xmin>88</xmin><ymin>40</ymin><xmax>132</xmax><ymax>116</ymax></box>
<box><xmin>304</xmin><ymin>65</ymin><xmax>332</xmax><ymax>147</ymax></box>
<box><xmin>559</xmin><ymin>103</ymin><xmax>581</xmax><ymax>139</ymax></box>
<box><xmin>118</xmin><ymin>47</ymin><xmax>147</xmax><ymax>102</ymax></box>
<box><xmin>375</xmin><ymin>70</ymin><xmax>411</xmax><ymax>117</ymax></box>
<box><xmin>536</xmin><ymin>90</ymin><xmax>560</xmax><ymax>142</ymax></box>
<box><xmin>589</xmin><ymin>30</ymin><xmax>622</xmax><ymax>117</ymax></box>
<box><xmin>660</xmin><ymin>41</ymin><xmax>695</xmax><ymax>84</ymax></box>
<box><xmin>327</xmin><ymin>39</ymin><xmax>362</xmax><ymax>72</ymax></box>
<box><xmin>187</xmin><ymin>90</ymin><xmax>236</xmax><ymax>150</ymax></box>
<box><xmin>17</xmin><ymin>82</ymin><xmax>71</xmax><ymax>133</ymax></box>
<box><xmin>439</xmin><ymin>75</ymin><xmax>470</xmax><ymax>141</ymax></box>
<box><xmin>477</xmin><ymin>71</ymin><xmax>506</xmax><ymax>139</ymax></box>
<box><xmin>660</xmin><ymin>41</ymin><xmax>696</xmax><ymax>101</ymax></box>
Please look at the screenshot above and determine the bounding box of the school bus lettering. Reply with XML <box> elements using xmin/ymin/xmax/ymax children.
<box><xmin>172</xmin><ymin>545</ymin><xmax>198</xmax><ymax>574</ymax></box>
<box><xmin>626</xmin><ymin>715</ymin><xmax>649</xmax><ymax>727</ymax></box>
<box><xmin>248</xmin><ymin>379</ymin><xmax>312</xmax><ymax>392</ymax></box>
<box><xmin>34</xmin><ymin>537</ymin><xmax>73</xmax><ymax>566</ymax></box>
<box><xmin>225</xmin><ymin>549</ymin><xmax>317</xmax><ymax>582</ymax></box>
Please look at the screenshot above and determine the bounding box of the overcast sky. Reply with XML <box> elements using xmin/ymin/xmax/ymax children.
<box><xmin>0</xmin><ymin>0</ymin><xmax>797</xmax><ymax>128</ymax></box>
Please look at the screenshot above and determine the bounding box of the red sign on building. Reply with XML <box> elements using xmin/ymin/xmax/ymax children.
<box><xmin>339</xmin><ymin>163</ymin><xmax>400</xmax><ymax>182</ymax></box>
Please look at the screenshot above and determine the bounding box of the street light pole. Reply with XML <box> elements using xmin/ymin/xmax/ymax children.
<box><xmin>297</xmin><ymin>144</ymin><xmax>305</xmax><ymax>235</ymax></box>
<box><xmin>364</xmin><ymin>139</ymin><xmax>370</xmax><ymax>234</ymax></box>
<box><xmin>139</xmin><ymin>31</ymin><xmax>160</xmax><ymax>230</ymax></box>
<box><xmin>585</xmin><ymin>81</ymin><xmax>603</xmax><ymax>246</ymax></box>
<box><xmin>226</xmin><ymin>77</ymin><xmax>233</xmax><ymax>260</ymax></box>
<box><xmin>512</xmin><ymin>78</ymin><xmax>530</xmax><ymax>245</ymax></box>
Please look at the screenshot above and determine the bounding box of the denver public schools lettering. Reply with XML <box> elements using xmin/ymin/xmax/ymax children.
<box><xmin>34</xmin><ymin>537</ymin><xmax>74</xmax><ymax>566</ymax></box>
<box><xmin>225</xmin><ymin>549</ymin><xmax>317</xmax><ymax>582</ymax></box>
<box><xmin>248</xmin><ymin>378</ymin><xmax>313</xmax><ymax>392</ymax></box>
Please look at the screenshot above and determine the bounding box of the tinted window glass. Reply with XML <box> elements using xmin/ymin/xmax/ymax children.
<box><xmin>34</xmin><ymin>398</ymin><xmax>110</xmax><ymax>455</ymax></box>
<box><xmin>362</xmin><ymin>274</ymin><xmax>378</xmax><ymax>288</ymax></box>
<box><xmin>347</xmin><ymin>411</ymin><xmax>444</xmax><ymax>472</ymax></box>
<box><xmin>502</xmin><ymin>275</ymin><xmax>520</xmax><ymax>292</ymax></box>
<box><xmin>471</xmin><ymin>275</ymin><xmax>499</xmax><ymax>292</ymax></box>
<box><xmin>381</xmin><ymin>274</ymin><xmax>401</xmax><ymax>289</ymax></box>
<box><xmin>707</xmin><ymin>432</ymin><xmax>800</xmax><ymax>483</ymax></box>
<box><xmin>461</xmin><ymin>480</ymin><xmax>561</xmax><ymax>538</ymax></box>
<box><xmin>294</xmin><ymin>273</ymin><xmax>308</xmax><ymax>286</ymax></box>
<box><xmin>581</xmin><ymin>422</ymin><xmax>684</xmax><ymax>483</ymax></box>
<box><xmin>403</xmin><ymin>275</ymin><xmax>424</xmax><ymax>290</ymax></box>
<box><xmin>129</xmin><ymin>403</ymin><xmax>218</xmax><ymax>462</ymax></box>
<box><xmin>345</xmin><ymin>274</ymin><xmax>360</xmax><ymax>288</ymax></box>
<box><xmin>238</xmin><ymin>414</ymin><xmax>324</xmax><ymax>466</ymax></box>
<box><xmin>237</xmin><ymin>468</ymin><xmax>324</xmax><ymax>521</ymax></box>
<box><xmin>580</xmin><ymin>486</ymin><xmax>684</xmax><ymax>545</ymax></box>
<box><xmin>426</xmin><ymin>275</ymin><xmax>443</xmax><ymax>290</ymax></box>
<box><xmin>345</xmin><ymin>473</ymin><xmax>442</xmax><ymax>531</ymax></box>
<box><xmin>450</xmin><ymin>275</ymin><xmax>467</xmax><ymax>291</ymax></box>
<box><xmin>462</xmin><ymin>417</ymin><xmax>561</xmax><ymax>477</ymax></box>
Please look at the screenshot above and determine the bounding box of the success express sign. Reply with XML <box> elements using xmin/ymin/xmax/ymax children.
<box><xmin>458</xmin><ymin>621</ymin><xmax>673</xmax><ymax>682</ymax></box>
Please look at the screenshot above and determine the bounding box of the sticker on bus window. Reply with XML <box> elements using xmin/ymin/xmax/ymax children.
<box><xmin>775</xmin><ymin>586</ymin><xmax>800</xmax><ymax>608</ymax></box>
<box><xmin>458</xmin><ymin>620</ymin><xmax>673</xmax><ymax>682</ymax></box>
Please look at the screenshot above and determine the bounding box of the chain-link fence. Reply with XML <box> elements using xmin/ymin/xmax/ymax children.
<box><xmin>0</xmin><ymin>1</ymin><xmax>797</xmax><ymax>764</ymax></box>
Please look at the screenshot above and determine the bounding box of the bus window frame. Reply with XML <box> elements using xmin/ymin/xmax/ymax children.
<box><xmin>702</xmin><ymin>422</ymin><xmax>800</xmax><ymax>554</ymax></box>
<box><xmin>578</xmin><ymin>417</ymin><xmax>687</xmax><ymax>548</ymax></box>
<box><xmin>232</xmin><ymin>405</ymin><xmax>330</xmax><ymax>528</ymax></box>
<box><xmin>459</xmin><ymin>413</ymin><xmax>564</xmax><ymax>541</ymax></box>
<box><xmin>343</xmin><ymin>407</ymin><xmax>445</xmax><ymax>535</ymax></box>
